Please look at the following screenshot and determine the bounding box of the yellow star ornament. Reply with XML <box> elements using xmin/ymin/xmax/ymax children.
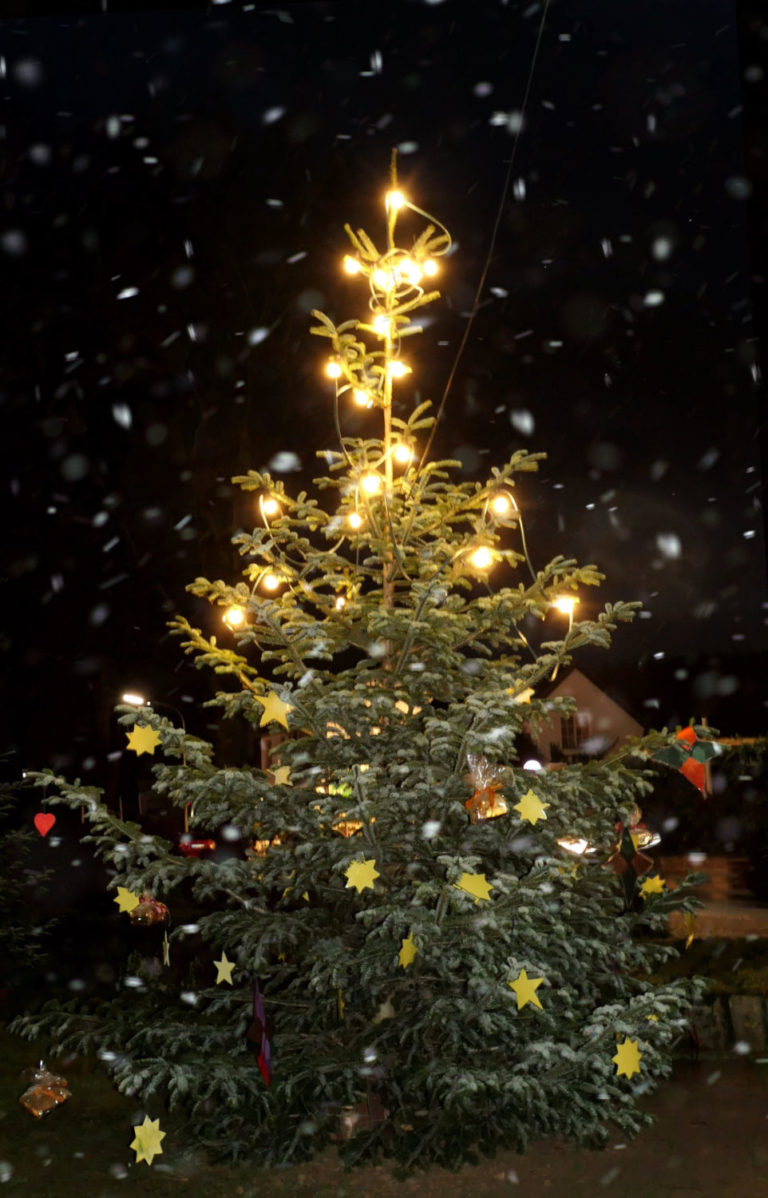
<box><xmin>345</xmin><ymin>859</ymin><xmax>379</xmax><ymax>894</ymax></box>
<box><xmin>454</xmin><ymin>872</ymin><xmax>493</xmax><ymax>902</ymax></box>
<box><xmin>258</xmin><ymin>691</ymin><xmax>293</xmax><ymax>731</ymax></box>
<box><xmin>514</xmin><ymin>788</ymin><xmax>549</xmax><ymax>825</ymax></box>
<box><xmin>214</xmin><ymin>951</ymin><xmax>235</xmax><ymax>985</ymax></box>
<box><xmin>508</xmin><ymin>968</ymin><xmax>544</xmax><ymax>1011</ymax></box>
<box><xmin>640</xmin><ymin>875</ymin><xmax>666</xmax><ymax>898</ymax></box>
<box><xmin>398</xmin><ymin>934</ymin><xmax>418</xmax><ymax>969</ymax></box>
<box><xmin>114</xmin><ymin>886</ymin><xmax>140</xmax><ymax>913</ymax></box>
<box><xmin>126</xmin><ymin>724</ymin><xmax>162</xmax><ymax>757</ymax></box>
<box><xmin>130</xmin><ymin>1115</ymin><xmax>166</xmax><ymax>1166</ymax></box>
<box><xmin>612</xmin><ymin>1037</ymin><xmax>643</xmax><ymax>1078</ymax></box>
<box><xmin>271</xmin><ymin>765</ymin><xmax>291</xmax><ymax>786</ymax></box>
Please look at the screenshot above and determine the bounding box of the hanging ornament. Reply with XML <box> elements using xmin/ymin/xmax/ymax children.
<box><xmin>130</xmin><ymin>1115</ymin><xmax>166</xmax><ymax>1166</ymax></box>
<box><xmin>258</xmin><ymin>691</ymin><xmax>293</xmax><ymax>731</ymax></box>
<box><xmin>178</xmin><ymin>834</ymin><xmax>216</xmax><ymax>858</ymax></box>
<box><xmin>608</xmin><ymin>821</ymin><xmax>654</xmax><ymax>908</ymax></box>
<box><xmin>33</xmin><ymin>812</ymin><xmax>55</xmax><ymax>837</ymax></box>
<box><xmin>454</xmin><ymin>872</ymin><xmax>493</xmax><ymax>903</ymax></box>
<box><xmin>246</xmin><ymin>982</ymin><xmax>272</xmax><ymax>1085</ymax></box>
<box><xmin>129</xmin><ymin>894</ymin><xmax>170</xmax><ymax>927</ymax></box>
<box><xmin>651</xmin><ymin>727</ymin><xmax>718</xmax><ymax>795</ymax></box>
<box><xmin>508</xmin><ymin>968</ymin><xmax>545</xmax><ymax>1011</ymax></box>
<box><xmin>612</xmin><ymin>1037</ymin><xmax>643</xmax><ymax>1079</ymax></box>
<box><xmin>126</xmin><ymin>724</ymin><xmax>162</xmax><ymax>756</ymax></box>
<box><xmin>464</xmin><ymin>755</ymin><xmax>508</xmax><ymax>823</ymax></box>
<box><xmin>19</xmin><ymin>1064</ymin><xmax>70</xmax><ymax>1118</ymax></box>
<box><xmin>214</xmin><ymin>951</ymin><xmax>235</xmax><ymax>985</ymax></box>
<box><xmin>639</xmin><ymin>875</ymin><xmax>666</xmax><ymax>899</ymax></box>
<box><xmin>513</xmin><ymin>788</ymin><xmax>550</xmax><ymax>826</ymax></box>
<box><xmin>398</xmin><ymin>934</ymin><xmax>418</xmax><ymax>969</ymax></box>
<box><xmin>114</xmin><ymin>886</ymin><xmax>140</xmax><ymax>914</ymax></box>
<box><xmin>344</xmin><ymin>859</ymin><xmax>379</xmax><ymax>894</ymax></box>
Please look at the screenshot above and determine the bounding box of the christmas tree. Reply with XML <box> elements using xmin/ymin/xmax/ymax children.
<box><xmin>13</xmin><ymin>163</ymin><xmax>707</xmax><ymax>1172</ymax></box>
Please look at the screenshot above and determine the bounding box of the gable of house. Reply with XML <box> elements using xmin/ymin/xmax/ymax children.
<box><xmin>533</xmin><ymin>668</ymin><xmax>644</xmax><ymax>762</ymax></box>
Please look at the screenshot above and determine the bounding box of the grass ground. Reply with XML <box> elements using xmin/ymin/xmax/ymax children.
<box><xmin>3</xmin><ymin>1022</ymin><xmax>768</xmax><ymax>1198</ymax></box>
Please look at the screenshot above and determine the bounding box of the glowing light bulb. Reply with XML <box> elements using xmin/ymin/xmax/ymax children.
<box><xmin>386</xmin><ymin>190</ymin><xmax>406</xmax><ymax>210</ymax></box>
<box><xmin>423</xmin><ymin>259</ymin><xmax>438</xmax><ymax>276</ymax></box>
<box><xmin>360</xmin><ymin>473</ymin><xmax>381</xmax><ymax>495</ymax></box>
<box><xmin>325</xmin><ymin>360</ymin><xmax>342</xmax><ymax>379</ymax></box>
<box><xmin>393</xmin><ymin>443</ymin><xmax>412</xmax><ymax>465</ymax></box>
<box><xmin>261</xmin><ymin>496</ymin><xmax>279</xmax><ymax>517</ymax></box>
<box><xmin>122</xmin><ymin>692</ymin><xmax>146</xmax><ymax>706</ymax></box>
<box><xmin>553</xmin><ymin>595</ymin><xmax>578</xmax><ymax>616</ymax></box>
<box><xmin>343</xmin><ymin>255</ymin><xmax>361</xmax><ymax>274</ymax></box>
<box><xmin>401</xmin><ymin>258</ymin><xmax>422</xmax><ymax>285</ymax></box>
<box><xmin>372</xmin><ymin>269</ymin><xmax>391</xmax><ymax>290</ymax></box>
<box><xmin>372</xmin><ymin>315</ymin><xmax>390</xmax><ymax>336</ymax></box>
<box><xmin>348</xmin><ymin>511</ymin><xmax>363</xmax><ymax>529</ymax></box>
<box><xmin>491</xmin><ymin>492</ymin><xmax>512</xmax><ymax>515</ymax></box>
<box><xmin>470</xmin><ymin>546</ymin><xmax>493</xmax><ymax>570</ymax></box>
<box><xmin>353</xmin><ymin>389</ymin><xmax>372</xmax><ymax>407</ymax></box>
<box><xmin>388</xmin><ymin>360</ymin><xmax>410</xmax><ymax>378</ymax></box>
<box><xmin>223</xmin><ymin>606</ymin><xmax>246</xmax><ymax>628</ymax></box>
<box><xmin>335</xmin><ymin>595</ymin><xmax>346</xmax><ymax>610</ymax></box>
<box><xmin>262</xmin><ymin>573</ymin><xmax>281</xmax><ymax>592</ymax></box>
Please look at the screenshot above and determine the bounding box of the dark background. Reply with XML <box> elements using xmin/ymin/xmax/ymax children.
<box><xmin>1</xmin><ymin>0</ymin><xmax>766</xmax><ymax>795</ymax></box>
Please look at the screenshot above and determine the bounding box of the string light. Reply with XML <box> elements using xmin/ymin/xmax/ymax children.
<box><xmin>490</xmin><ymin>492</ymin><xmax>512</xmax><ymax>515</ymax></box>
<box><xmin>261</xmin><ymin>496</ymin><xmax>280</xmax><ymax>517</ymax></box>
<box><xmin>388</xmin><ymin>360</ymin><xmax>410</xmax><ymax>378</ymax></box>
<box><xmin>348</xmin><ymin>511</ymin><xmax>364</xmax><ymax>529</ymax></box>
<box><xmin>400</xmin><ymin>258</ymin><xmax>422</xmax><ymax>285</ymax></box>
<box><xmin>372</xmin><ymin>315</ymin><xmax>390</xmax><ymax>336</ymax></box>
<box><xmin>262</xmin><ymin>573</ymin><xmax>281</xmax><ymax>592</ymax></box>
<box><xmin>325</xmin><ymin>360</ymin><xmax>342</xmax><ymax>379</ymax></box>
<box><xmin>223</xmin><ymin>606</ymin><xmax>246</xmax><ymax>628</ymax></box>
<box><xmin>360</xmin><ymin>473</ymin><xmax>382</xmax><ymax>495</ymax></box>
<box><xmin>423</xmin><ymin>259</ymin><xmax>438</xmax><ymax>276</ymax></box>
<box><xmin>353</xmin><ymin>389</ymin><xmax>372</xmax><ymax>407</ymax></box>
<box><xmin>386</xmin><ymin>190</ymin><xmax>406</xmax><ymax>210</ymax></box>
<box><xmin>470</xmin><ymin>546</ymin><xmax>494</xmax><ymax>570</ymax></box>
<box><xmin>122</xmin><ymin>692</ymin><xmax>147</xmax><ymax>706</ymax></box>
<box><xmin>393</xmin><ymin>443</ymin><xmax>413</xmax><ymax>466</ymax></box>
<box><xmin>372</xmin><ymin>268</ymin><xmax>392</xmax><ymax>290</ymax></box>
<box><xmin>553</xmin><ymin>595</ymin><xmax>578</xmax><ymax>616</ymax></box>
<box><xmin>335</xmin><ymin>595</ymin><xmax>346</xmax><ymax>610</ymax></box>
<box><xmin>343</xmin><ymin>255</ymin><xmax>361</xmax><ymax>274</ymax></box>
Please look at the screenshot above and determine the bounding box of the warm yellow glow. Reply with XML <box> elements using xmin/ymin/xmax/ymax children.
<box><xmin>393</xmin><ymin>443</ymin><xmax>413</xmax><ymax>465</ymax></box>
<box><xmin>557</xmin><ymin>836</ymin><xmax>594</xmax><ymax>857</ymax></box>
<box><xmin>223</xmin><ymin>605</ymin><xmax>246</xmax><ymax>628</ymax></box>
<box><xmin>372</xmin><ymin>268</ymin><xmax>392</xmax><ymax>290</ymax></box>
<box><xmin>470</xmin><ymin>546</ymin><xmax>494</xmax><ymax>570</ymax></box>
<box><xmin>400</xmin><ymin>258</ymin><xmax>422</xmax><ymax>285</ymax></box>
<box><xmin>423</xmin><ymin>258</ymin><xmax>438</xmax><ymax>276</ymax></box>
<box><xmin>388</xmin><ymin>360</ymin><xmax>410</xmax><ymax>378</ymax></box>
<box><xmin>353</xmin><ymin>389</ymin><xmax>372</xmax><ymax>407</ymax></box>
<box><xmin>335</xmin><ymin>595</ymin><xmax>346</xmax><ymax>610</ymax></box>
<box><xmin>360</xmin><ymin>473</ymin><xmax>382</xmax><ymax>495</ymax></box>
<box><xmin>261</xmin><ymin>496</ymin><xmax>280</xmax><ymax>517</ymax></box>
<box><xmin>386</xmin><ymin>190</ymin><xmax>406</xmax><ymax>210</ymax></box>
<box><xmin>348</xmin><ymin>511</ymin><xmax>363</xmax><ymax>529</ymax></box>
<box><xmin>553</xmin><ymin>595</ymin><xmax>578</xmax><ymax>616</ymax></box>
<box><xmin>262</xmin><ymin>573</ymin><xmax>281</xmax><ymax>592</ymax></box>
<box><xmin>372</xmin><ymin>315</ymin><xmax>390</xmax><ymax>336</ymax></box>
<box><xmin>343</xmin><ymin>255</ymin><xmax>361</xmax><ymax>274</ymax></box>
<box><xmin>325</xmin><ymin>360</ymin><xmax>342</xmax><ymax>379</ymax></box>
<box><xmin>490</xmin><ymin>492</ymin><xmax>512</xmax><ymax>515</ymax></box>
<box><xmin>122</xmin><ymin>692</ymin><xmax>146</xmax><ymax>706</ymax></box>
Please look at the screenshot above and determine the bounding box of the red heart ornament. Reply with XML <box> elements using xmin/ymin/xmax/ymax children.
<box><xmin>34</xmin><ymin>812</ymin><xmax>56</xmax><ymax>837</ymax></box>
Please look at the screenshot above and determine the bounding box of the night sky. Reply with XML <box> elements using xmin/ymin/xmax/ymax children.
<box><xmin>1</xmin><ymin>0</ymin><xmax>766</xmax><ymax>783</ymax></box>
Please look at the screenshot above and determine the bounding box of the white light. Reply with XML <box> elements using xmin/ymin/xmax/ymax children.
<box><xmin>223</xmin><ymin>606</ymin><xmax>245</xmax><ymax>628</ymax></box>
<box><xmin>325</xmin><ymin>360</ymin><xmax>342</xmax><ymax>379</ymax></box>
<box><xmin>393</xmin><ymin>444</ymin><xmax>413</xmax><ymax>465</ymax></box>
<box><xmin>386</xmin><ymin>190</ymin><xmax>406</xmax><ymax>210</ymax></box>
<box><xmin>470</xmin><ymin>546</ymin><xmax>493</xmax><ymax>570</ymax></box>
<box><xmin>388</xmin><ymin>360</ymin><xmax>410</xmax><ymax>378</ymax></box>
<box><xmin>361</xmin><ymin>473</ymin><xmax>382</xmax><ymax>495</ymax></box>
<box><xmin>348</xmin><ymin>511</ymin><xmax>363</xmax><ymax>529</ymax></box>
<box><xmin>261</xmin><ymin>496</ymin><xmax>280</xmax><ymax>517</ymax></box>
<box><xmin>423</xmin><ymin>259</ymin><xmax>438</xmax><ymax>276</ymax></box>
<box><xmin>373</xmin><ymin>315</ymin><xmax>390</xmax><ymax>335</ymax></box>
<box><xmin>491</xmin><ymin>492</ymin><xmax>512</xmax><ymax>515</ymax></box>
<box><xmin>353</xmin><ymin>389</ymin><xmax>372</xmax><ymax>407</ymax></box>
<box><xmin>343</xmin><ymin>256</ymin><xmax>361</xmax><ymax>274</ymax></box>
<box><xmin>553</xmin><ymin>595</ymin><xmax>577</xmax><ymax>616</ymax></box>
<box><xmin>263</xmin><ymin>573</ymin><xmax>281</xmax><ymax>592</ymax></box>
<box><xmin>523</xmin><ymin>759</ymin><xmax>542</xmax><ymax>771</ymax></box>
<box><xmin>122</xmin><ymin>692</ymin><xmax>146</xmax><ymax>706</ymax></box>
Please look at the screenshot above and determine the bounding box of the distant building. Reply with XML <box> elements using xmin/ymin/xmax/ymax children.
<box><xmin>533</xmin><ymin>667</ymin><xmax>644</xmax><ymax>763</ymax></box>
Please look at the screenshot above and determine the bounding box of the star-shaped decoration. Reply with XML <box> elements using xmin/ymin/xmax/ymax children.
<box><xmin>126</xmin><ymin>724</ymin><xmax>162</xmax><ymax>757</ymax></box>
<box><xmin>454</xmin><ymin>872</ymin><xmax>493</xmax><ymax>903</ymax></box>
<box><xmin>130</xmin><ymin>1115</ymin><xmax>166</xmax><ymax>1166</ymax></box>
<box><xmin>646</xmin><ymin>1014</ymin><xmax>659</xmax><ymax>1022</ymax></box>
<box><xmin>271</xmin><ymin>765</ymin><xmax>291</xmax><ymax>786</ymax></box>
<box><xmin>612</xmin><ymin>1037</ymin><xmax>643</xmax><ymax>1079</ymax></box>
<box><xmin>162</xmin><ymin>931</ymin><xmax>170</xmax><ymax>967</ymax></box>
<box><xmin>398</xmin><ymin>934</ymin><xmax>418</xmax><ymax>969</ymax></box>
<box><xmin>508</xmin><ymin>968</ymin><xmax>544</xmax><ymax>1011</ymax></box>
<box><xmin>114</xmin><ymin>886</ymin><xmax>140</xmax><ymax>913</ymax></box>
<box><xmin>513</xmin><ymin>788</ymin><xmax>550</xmax><ymax>825</ymax></box>
<box><xmin>507</xmin><ymin>686</ymin><xmax>534</xmax><ymax>704</ymax></box>
<box><xmin>258</xmin><ymin>691</ymin><xmax>293</xmax><ymax>731</ymax></box>
<box><xmin>214</xmin><ymin>951</ymin><xmax>235</xmax><ymax>985</ymax></box>
<box><xmin>345</xmin><ymin>858</ymin><xmax>380</xmax><ymax>894</ymax></box>
<box><xmin>640</xmin><ymin>875</ymin><xmax>666</xmax><ymax>898</ymax></box>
